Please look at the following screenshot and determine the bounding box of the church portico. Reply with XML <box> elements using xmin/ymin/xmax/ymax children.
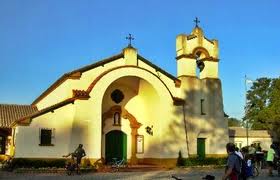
<box><xmin>100</xmin><ymin>75</ymin><xmax>162</xmax><ymax>164</ymax></box>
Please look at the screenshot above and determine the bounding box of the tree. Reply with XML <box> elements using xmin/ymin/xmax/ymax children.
<box><xmin>245</xmin><ymin>77</ymin><xmax>280</xmax><ymax>140</ymax></box>
<box><xmin>228</xmin><ymin>117</ymin><xmax>241</xmax><ymax>127</ymax></box>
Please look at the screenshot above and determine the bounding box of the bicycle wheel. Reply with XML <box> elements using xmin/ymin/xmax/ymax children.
<box><xmin>253</xmin><ymin>166</ymin><xmax>259</xmax><ymax>177</ymax></box>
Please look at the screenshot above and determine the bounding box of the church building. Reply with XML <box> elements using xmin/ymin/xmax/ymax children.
<box><xmin>0</xmin><ymin>23</ymin><xmax>228</xmax><ymax>166</ymax></box>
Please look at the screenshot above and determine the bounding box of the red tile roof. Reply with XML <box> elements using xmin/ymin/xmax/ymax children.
<box><xmin>0</xmin><ymin>104</ymin><xmax>38</xmax><ymax>128</ymax></box>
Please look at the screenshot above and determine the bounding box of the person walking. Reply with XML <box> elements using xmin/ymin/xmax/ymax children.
<box><xmin>222</xmin><ymin>143</ymin><xmax>241</xmax><ymax>180</ymax></box>
<box><xmin>266</xmin><ymin>144</ymin><xmax>276</xmax><ymax>177</ymax></box>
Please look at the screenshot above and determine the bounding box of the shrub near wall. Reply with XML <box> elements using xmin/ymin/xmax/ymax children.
<box><xmin>11</xmin><ymin>158</ymin><xmax>66</xmax><ymax>168</ymax></box>
<box><xmin>177</xmin><ymin>155</ymin><xmax>226</xmax><ymax>167</ymax></box>
<box><xmin>183</xmin><ymin>157</ymin><xmax>226</xmax><ymax>167</ymax></box>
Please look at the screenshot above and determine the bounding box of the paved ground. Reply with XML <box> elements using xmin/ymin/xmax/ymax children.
<box><xmin>0</xmin><ymin>167</ymin><xmax>279</xmax><ymax>180</ymax></box>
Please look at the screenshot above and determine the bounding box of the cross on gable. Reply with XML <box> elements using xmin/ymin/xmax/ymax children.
<box><xmin>194</xmin><ymin>17</ymin><xmax>200</xmax><ymax>27</ymax></box>
<box><xmin>126</xmin><ymin>33</ymin><xmax>135</xmax><ymax>47</ymax></box>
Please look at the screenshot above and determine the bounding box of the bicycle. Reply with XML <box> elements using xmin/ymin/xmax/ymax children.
<box><xmin>110</xmin><ymin>158</ymin><xmax>128</xmax><ymax>172</ymax></box>
<box><xmin>65</xmin><ymin>160</ymin><xmax>78</xmax><ymax>175</ymax></box>
<box><xmin>252</xmin><ymin>163</ymin><xmax>259</xmax><ymax>177</ymax></box>
<box><xmin>1</xmin><ymin>157</ymin><xmax>14</xmax><ymax>172</ymax></box>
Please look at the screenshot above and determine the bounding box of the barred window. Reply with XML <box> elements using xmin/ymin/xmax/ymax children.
<box><xmin>39</xmin><ymin>128</ymin><xmax>54</xmax><ymax>146</ymax></box>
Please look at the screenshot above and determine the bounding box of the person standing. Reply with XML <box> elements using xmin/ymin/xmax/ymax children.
<box><xmin>235</xmin><ymin>147</ymin><xmax>244</xmax><ymax>160</ymax></box>
<box><xmin>222</xmin><ymin>143</ymin><xmax>241</xmax><ymax>180</ymax></box>
<box><xmin>266</xmin><ymin>144</ymin><xmax>275</xmax><ymax>177</ymax></box>
<box><xmin>74</xmin><ymin>144</ymin><xmax>86</xmax><ymax>174</ymax></box>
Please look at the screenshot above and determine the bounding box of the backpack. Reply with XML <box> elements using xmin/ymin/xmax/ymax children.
<box><xmin>234</xmin><ymin>154</ymin><xmax>248</xmax><ymax>180</ymax></box>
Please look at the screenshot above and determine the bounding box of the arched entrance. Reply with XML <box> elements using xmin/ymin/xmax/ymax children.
<box><xmin>105</xmin><ymin>130</ymin><xmax>127</xmax><ymax>163</ymax></box>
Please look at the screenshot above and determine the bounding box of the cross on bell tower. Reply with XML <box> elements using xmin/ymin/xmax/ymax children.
<box><xmin>194</xmin><ymin>17</ymin><xmax>200</xmax><ymax>27</ymax></box>
<box><xmin>126</xmin><ymin>33</ymin><xmax>135</xmax><ymax>47</ymax></box>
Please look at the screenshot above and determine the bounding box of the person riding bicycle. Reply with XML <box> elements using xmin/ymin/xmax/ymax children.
<box><xmin>63</xmin><ymin>144</ymin><xmax>86</xmax><ymax>175</ymax></box>
<box><xmin>74</xmin><ymin>144</ymin><xmax>86</xmax><ymax>174</ymax></box>
<box><xmin>63</xmin><ymin>153</ymin><xmax>77</xmax><ymax>175</ymax></box>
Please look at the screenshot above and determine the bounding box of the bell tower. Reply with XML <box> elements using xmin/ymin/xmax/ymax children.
<box><xmin>176</xmin><ymin>20</ymin><xmax>219</xmax><ymax>79</ymax></box>
<box><xmin>176</xmin><ymin>19</ymin><xmax>228</xmax><ymax>157</ymax></box>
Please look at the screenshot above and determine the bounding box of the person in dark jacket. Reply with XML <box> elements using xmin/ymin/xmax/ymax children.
<box><xmin>222</xmin><ymin>143</ymin><xmax>241</xmax><ymax>180</ymax></box>
<box><xmin>74</xmin><ymin>144</ymin><xmax>86</xmax><ymax>174</ymax></box>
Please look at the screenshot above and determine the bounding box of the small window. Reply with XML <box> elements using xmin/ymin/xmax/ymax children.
<box><xmin>39</xmin><ymin>128</ymin><xmax>54</xmax><ymax>146</ymax></box>
<box><xmin>113</xmin><ymin>112</ymin><xmax>121</xmax><ymax>126</ymax></box>
<box><xmin>201</xmin><ymin>99</ymin><xmax>206</xmax><ymax>115</ymax></box>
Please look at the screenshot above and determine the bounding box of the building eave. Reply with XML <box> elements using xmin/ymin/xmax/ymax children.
<box><xmin>31</xmin><ymin>53</ymin><xmax>124</xmax><ymax>105</ymax></box>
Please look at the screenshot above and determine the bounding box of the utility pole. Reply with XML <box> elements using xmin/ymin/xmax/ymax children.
<box><xmin>245</xmin><ymin>75</ymin><xmax>249</xmax><ymax>146</ymax></box>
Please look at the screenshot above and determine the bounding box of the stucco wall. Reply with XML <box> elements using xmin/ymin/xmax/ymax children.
<box><xmin>229</xmin><ymin>137</ymin><xmax>272</xmax><ymax>151</ymax></box>
<box><xmin>15</xmin><ymin>104</ymin><xmax>75</xmax><ymax>158</ymax></box>
<box><xmin>36</xmin><ymin>54</ymin><xmax>180</xmax><ymax>110</ymax></box>
<box><xmin>36</xmin><ymin>58</ymin><xmax>124</xmax><ymax>109</ymax></box>
<box><xmin>179</xmin><ymin>76</ymin><xmax>228</xmax><ymax>156</ymax></box>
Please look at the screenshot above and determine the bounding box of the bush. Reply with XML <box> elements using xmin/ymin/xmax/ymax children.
<box><xmin>176</xmin><ymin>156</ymin><xmax>227</xmax><ymax>167</ymax></box>
<box><xmin>11</xmin><ymin>158</ymin><xmax>66</xmax><ymax>168</ymax></box>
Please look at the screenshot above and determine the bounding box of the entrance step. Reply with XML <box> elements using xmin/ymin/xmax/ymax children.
<box><xmin>97</xmin><ymin>164</ymin><xmax>164</xmax><ymax>172</ymax></box>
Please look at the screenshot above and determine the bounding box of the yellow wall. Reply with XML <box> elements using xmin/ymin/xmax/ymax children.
<box><xmin>16</xmin><ymin>35</ymin><xmax>226</xmax><ymax>162</ymax></box>
<box><xmin>15</xmin><ymin>104</ymin><xmax>75</xmax><ymax>158</ymax></box>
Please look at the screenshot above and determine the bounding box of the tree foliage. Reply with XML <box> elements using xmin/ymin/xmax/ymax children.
<box><xmin>228</xmin><ymin>117</ymin><xmax>241</xmax><ymax>127</ymax></box>
<box><xmin>245</xmin><ymin>77</ymin><xmax>280</xmax><ymax>140</ymax></box>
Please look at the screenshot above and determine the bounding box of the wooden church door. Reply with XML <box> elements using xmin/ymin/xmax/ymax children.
<box><xmin>105</xmin><ymin>130</ymin><xmax>127</xmax><ymax>163</ymax></box>
<box><xmin>197</xmin><ymin>138</ymin><xmax>206</xmax><ymax>158</ymax></box>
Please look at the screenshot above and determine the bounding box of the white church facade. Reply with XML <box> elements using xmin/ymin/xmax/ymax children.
<box><xmin>0</xmin><ymin>25</ymin><xmax>228</xmax><ymax>166</ymax></box>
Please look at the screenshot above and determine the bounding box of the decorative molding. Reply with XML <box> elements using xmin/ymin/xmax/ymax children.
<box><xmin>173</xmin><ymin>97</ymin><xmax>185</xmax><ymax>106</ymax></box>
<box><xmin>176</xmin><ymin>54</ymin><xmax>196</xmax><ymax>60</ymax></box>
<box><xmin>102</xmin><ymin>106</ymin><xmax>142</xmax><ymax>130</ymax></box>
<box><xmin>174</xmin><ymin>80</ymin><xmax>181</xmax><ymax>88</ymax></box>
<box><xmin>72</xmin><ymin>90</ymin><xmax>90</xmax><ymax>99</ymax></box>
<box><xmin>68</xmin><ymin>72</ymin><xmax>82</xmax><ymax>79</ymax></box>
<box><xmin>192</xmin><ymin>47</ymin><xmax>210</xmax><ymax>58</ymax></box>
<box><xmin>87</xmin><ymin>65</ymin><xmax>177</xmax><ymax>103</ymax></box>
<box><xmin>200</xmin><ymin>57</ymin><xmax>219</xmax><ymax>62</ymax></box>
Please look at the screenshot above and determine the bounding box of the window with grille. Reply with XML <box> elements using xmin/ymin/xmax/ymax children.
<box><xmin>39</xmin><ymin>128</ymin><xmax>54</xmax><ymax>146</ymax></box>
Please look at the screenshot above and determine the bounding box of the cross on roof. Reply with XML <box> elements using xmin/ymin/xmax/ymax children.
<box><xmin>194</xmin><ymin>17</ymin><xmax>200</xmax><ymax>27</ymax></box>
<box><xmin>126</xmin><ymin>33</ymin><xmax>134</xmax><ymax>47</ymax></box>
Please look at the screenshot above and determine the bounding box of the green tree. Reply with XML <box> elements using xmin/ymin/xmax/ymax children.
<box><xmin>245</xmin><ymin>77</ymin><xmax>280</xmax><ymax>140</ymax></box>
<box><xmin>228</xmin><ymin>117</ymin><xmax>241</xmax><ymax>127</ymax></box>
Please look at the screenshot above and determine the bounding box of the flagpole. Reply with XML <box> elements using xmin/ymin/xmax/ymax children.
<box><xmin>245</xmin><ymin>75</ymin><xmax>249</xmax><ymax>147</ymax></box>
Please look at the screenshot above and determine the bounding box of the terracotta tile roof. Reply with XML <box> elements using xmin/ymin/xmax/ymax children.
<box><xmin>0</xmin><ymin>104</ymin><xmax>38</xmax><ymax>128</ymax></box>
<box><xmin>228</xmin><ymin>127</ymin><xmax>272</xmax><ymax>138</ymax></box>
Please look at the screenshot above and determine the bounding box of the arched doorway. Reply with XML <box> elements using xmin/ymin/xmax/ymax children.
<box><xmin>105</xmin><ymin>130</ymin><xmax>127</xmax><ymax>163</ymax></box>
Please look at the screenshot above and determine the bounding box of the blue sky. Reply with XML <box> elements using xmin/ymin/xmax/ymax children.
<box><xmin>0</xmin><ymin>0</ymin><xmax>279</xmax><ymax>119</ymax></box>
